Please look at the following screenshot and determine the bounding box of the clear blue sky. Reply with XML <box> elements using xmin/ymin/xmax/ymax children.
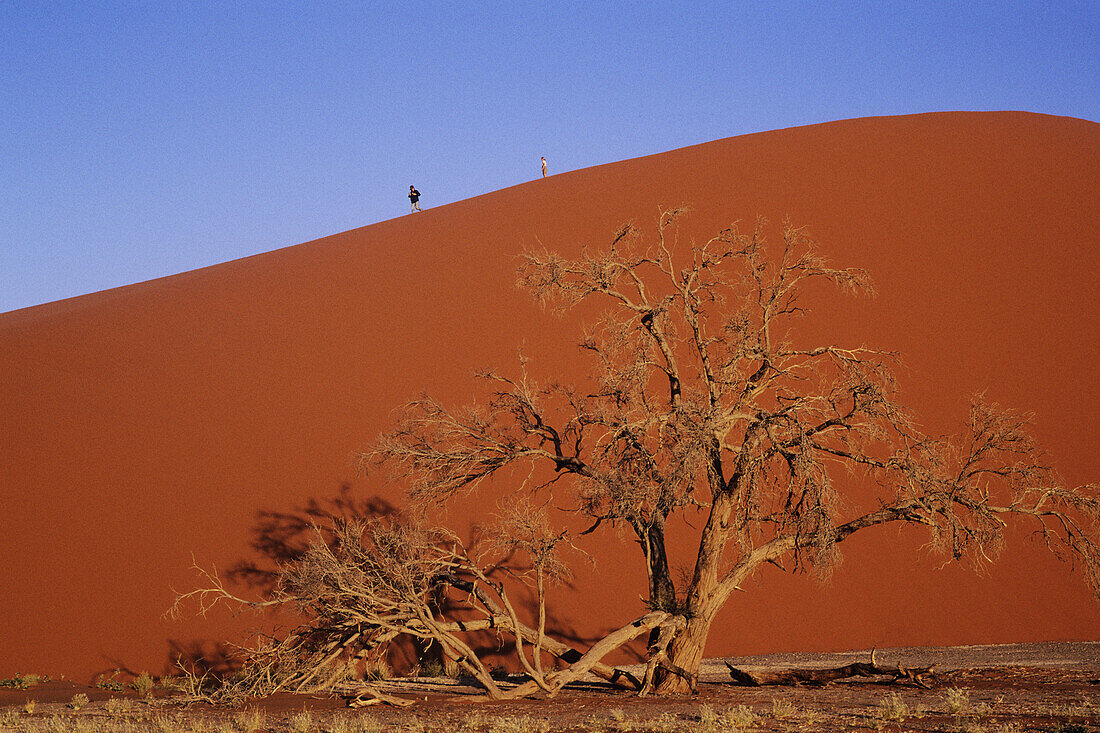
<box><xmin>2</xmin><ymin>1</ymin><xmax>1096</xmax><ymax>314</ymax></box>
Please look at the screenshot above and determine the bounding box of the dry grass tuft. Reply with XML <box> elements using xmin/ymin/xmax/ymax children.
<box><xmin>876</xmin><ymin>691</ymin><xmax>909</xmax><ymax>722</ymax></box>
<box><xmin>131</xmin><ymin>672</ymin><xmax>156</xmax><ymax>698</ymax></box>
<box><xmin>945</xmin><ymin>687</ymin><xmax>971</xmax><ymax>715</ymax></box>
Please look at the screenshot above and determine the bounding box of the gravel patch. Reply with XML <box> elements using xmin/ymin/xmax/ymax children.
<box><xmin>697</xmin><ymin>640</ymin><xmax>1100</xmax><ymax>680</ymax></box>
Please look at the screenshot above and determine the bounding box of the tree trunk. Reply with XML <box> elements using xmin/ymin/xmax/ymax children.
<box><xmin>652</xmin><ymin>487</ymin><xmax>738</xmax><ymax>694</ymax></box>
<box><xmin>653</xmin><ymin>614</ymin><xmax>711</xmax><ymax>694</ymax></box>
<box><xmin>645</xmin><ymin>519</ymin><xmax>676</xmax><ymax>612</ymax></box>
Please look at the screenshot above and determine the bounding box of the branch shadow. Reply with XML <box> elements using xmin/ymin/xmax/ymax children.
<box><xmin>167</xmin><ymin>484</ymin><xmax>610</xmax><ymax>678</ymax></box>
<box><xmin>226</xmin><ymin>483</ymin><xmax>400</xmax><ymax>592</ymax></box>
<box><xmin>167</xmin><ymin>639</ymin><xmax>242</xmax><ymax>678</ymax></box>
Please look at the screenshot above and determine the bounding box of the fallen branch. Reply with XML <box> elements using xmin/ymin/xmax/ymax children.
<box><xmin>506</xmin><ymin>611</ymin><xmax>674</xmax><ymax>698</ymax></box>
<box><xmin>443</xmin><ymin>577</ymin><xmax>644</xmax><ymax>691</ymax></box>
<box><xmin>338</xmin><ymin>683</ymin><xmax>415</xmax><ymax>708</ymax></box>
<box><xmin>725</xmin><ymin>649</ymin><xmax>936</xmax><ymax>688</ymax></box>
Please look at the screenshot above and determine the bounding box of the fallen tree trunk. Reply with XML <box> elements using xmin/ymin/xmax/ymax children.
<box><xmin>339</xmin><ymin>682</ymin><xmax>415</xmax><ymax>708</ymax></box>
<box><xmin>507</xmin><ymin>611</ymin><xmax>675</xmax><ymax>699</ymax></box>
<box><xmin>442</xmin><ymin>578</ymin><xmax>644</xmax><ymax>691</ymax></box>
<box><xmin>726</xmin><ymin>651</ymin><xmax>935</xmax><ymax>689</ymax></box>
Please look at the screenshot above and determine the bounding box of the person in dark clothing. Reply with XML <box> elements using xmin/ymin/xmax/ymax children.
<box><xmin>409</xmin><ymin>186</ymin><xmax>421</xmax><ymax>212</ymax></box>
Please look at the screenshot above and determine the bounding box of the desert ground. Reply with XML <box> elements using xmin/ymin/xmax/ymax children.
<box><xmin>3</xmin><ymin>643</ymin><xmax>1098</xmax><ymax>732</ymax></box>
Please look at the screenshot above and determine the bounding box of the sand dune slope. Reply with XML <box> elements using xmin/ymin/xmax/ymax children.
<box><xmin>1</xmin><ymin>112</ymin><xmax>1097</xmax><ymax>681</ymax></box>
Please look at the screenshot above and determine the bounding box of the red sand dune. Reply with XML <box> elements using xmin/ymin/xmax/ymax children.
<box><xmin>1</xmin><ymin>112</ymin><xmax>1097</xmax><ymax>682</ymax></box>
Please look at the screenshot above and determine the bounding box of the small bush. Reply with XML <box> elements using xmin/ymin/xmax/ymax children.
<box><xmin>131</xmin><ymin>671</ymin><xmax>156</xmax><ymax>697</ymax></box>
<box><xmin>727</xmin><ymin>705</ymin><xmax>757</xmax><ymax>728</ymax></box>
<box><xmin>698</xmin><ymin>705</ymin><xmax>721</xmax><ymax>731</ymax></box>
<box><xmin>695</xmin><ymin>704</ymin><xmax>758</xmax><ymax>731</ymax></box>
<box><xmin>96</xmin><ymin>670</ymin><xmax>125</xmax><ymax>691</ymax></box>
<box><xmin>417</xmin><ymin>658</ymin><xmax>445</xmax><ymax>678</ymax></box>
<box><xmin>946</xmin><ymin>686</ymin><xmax>972</xmax><ymax>713</ymax></box>
<box><xmin>945</xmin><ymin>687</ymin><xmax>971</xmax><ymax>715</ymax></box>
<box><xmin>67</xmin><ymin>692</ymin><xmax>89</xmax><ymax>710</ymax></box>
<box><xmin>151</xmin><ymin>713</ymin><xmax>185</xmax><ymax>733</ymax></box>
<box><xmin>234</xmin><ymin>707</ymin><xmax>267</xmax><ymax>731</ymax></box>
<box><xmin>324</xmin><ymin>714</ymin><xmax>352</xmax><ymax>733</ymax></box>
<box><xmin>640</xmin><ymin>712</ymin><xmax>680</xmax><ymax>731</ymax></box>
<box><xmin>581</xmin><ymin>716</ymin><xmax>609</xmax><ymax>733</ymax></box>
<box><xmin>289</xmin><ymin>709</ymin><xmax>315</xmax><ymax>733</ymax></box>
<box><xmin>156</xmin><ymin>674</ymin><xmax>190</xmax><ymax>693</ymax></box>
<box><xmin>877</xmin><ymin>692</ymin><xmax>909</xmax><ymax>722</ymax></box>
<box><xmin>362</xmin><ymin>658</ymin><xmax>392</xmax><ymax>682</ymax></box>
<box><xmin>0</xmin><ymin>673</ymin><xmax>43</xmax><ymax>689</ymax></box>
<box><xmin>770</xmin><ymin>698</ymin><xmax>797</xmax><ymax>719</ymax></box>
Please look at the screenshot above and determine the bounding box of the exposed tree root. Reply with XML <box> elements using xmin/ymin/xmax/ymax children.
<box><xmin>725</xmin><ymin>650</ymin><xmax>936</xmax><ymax>688</ymax></box>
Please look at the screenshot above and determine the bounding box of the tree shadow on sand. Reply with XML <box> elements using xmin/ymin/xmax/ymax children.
<box><xmin>167</xmin><ymin>639</ymin><xmax>242</xmax><ymax>678</ymax></box>
<box><xmin>169</xmin><ymin>484</ymin><xmax>613</xmax><ymax>678</ymax></box>
<box><xmin>226</xmin><ymin>484</ymin><xmax>401</xmax><ymax>593</ymax></box>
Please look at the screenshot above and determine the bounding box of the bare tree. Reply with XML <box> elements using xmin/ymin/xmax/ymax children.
<box><xmin>369</xmin><ymin>208</ymin><xmax>1099</xmax><ymax>694</ymax></box>
<box><xmin>175</xmin><ymin>210</ymin><xmax>1097</xmax><ymax>702</ymax></box>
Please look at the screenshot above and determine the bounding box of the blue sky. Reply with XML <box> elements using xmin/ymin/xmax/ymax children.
<box><xmin>2</xmin><ymin>1</ymin><xmax>1096</xmax><ymax>314</ymax></box>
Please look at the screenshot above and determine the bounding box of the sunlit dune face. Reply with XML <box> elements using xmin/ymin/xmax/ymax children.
<box><xmin>0</xmin><ymin>111</ymin><xmax>1097</xmax><ymax>680</ymax></box>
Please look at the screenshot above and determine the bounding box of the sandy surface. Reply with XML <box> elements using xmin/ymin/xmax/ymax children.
<box><xmin>4</xmin><ymin>643</ymin><xmax>1100</xmax><ymax>731</ymax></box>
<box><xmin>701</xmin><ymin>640</ymin><xmax>1100</xmax><ymax>677</ymax></box>
<box><xmin>1</xmin><ymin>111</ymin><xmax>1098</xmax><ymax>681</ymax></box>
<box><xmin>374</xmin><ymin>642</ymin><xmax>1100</xmax><ymax>693</ymax></box>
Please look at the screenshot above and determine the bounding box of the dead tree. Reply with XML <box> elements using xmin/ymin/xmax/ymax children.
<box><xmin>366</xmin><ymin>208</ymin><xmax>1099</xmax><ymax>694</ymax></box>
